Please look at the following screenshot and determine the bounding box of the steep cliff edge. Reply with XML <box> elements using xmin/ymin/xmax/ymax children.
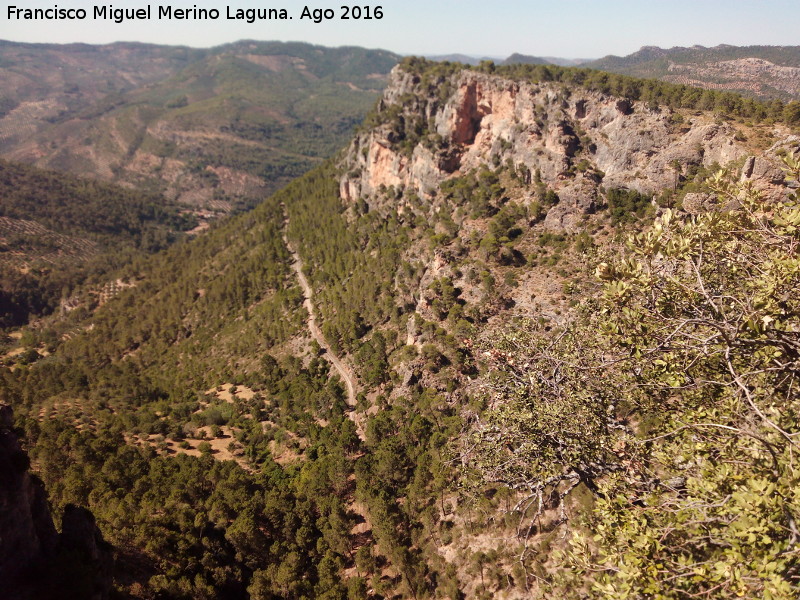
<box><xmin>330</xmin><ymin>62</ymin><xmax>800</xmax><ymax>598</ymax></box>
<box><xmin>331</xmin><ymin>59</ymin><xmax>796</xmax><ymax>369</ymax></box>
<box><xmin>0</xmin><ymin>405</ymin><xmax>58</xmax><ymax>585</ymax></box>
<box><xmin>340</xmin><ymin>64</ymin><xmax>760</xmax><ymax>230</ymax></box>
<box><xmin>0</xmin><ymin>405</ymin><xmax>112</xmax><ymax>600</ymax></box>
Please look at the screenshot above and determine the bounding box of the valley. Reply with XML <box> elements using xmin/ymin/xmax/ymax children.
<box><xmin>0</xmin><ymin>44</ymin><xmax>799</xmax><ymax>600</ymax></box>
<box><xmin>0</xmin><ymin>159</ymin><xmax>195</xmax><ymax>328</ymax></box>
<box><xmin>0</xmin><ymin>40</ymin><xmax>399</xmax><ymax>329</ymax></box>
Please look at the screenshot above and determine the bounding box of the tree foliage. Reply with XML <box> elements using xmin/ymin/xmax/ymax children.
<box><xmin>466</xmin><ymin>157</ymin><xmax>800</xmax><ymax>597</ymax></box>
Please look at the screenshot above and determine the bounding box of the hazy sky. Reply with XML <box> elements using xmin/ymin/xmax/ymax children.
<box><xmin>0</xmin><ymin>0</ymin><xmax>797</xmax><ymax>58</ymax></box>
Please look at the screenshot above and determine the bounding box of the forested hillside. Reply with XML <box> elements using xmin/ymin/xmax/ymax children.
<box><xmin>0</xmin><ymin>40</ymin><xmax>399</xmax><ymax>214</ymax></box>
<box><xmin>0</xmin><ymin>159</ymin><xmax>195</xmax><ymax>328</ymax></box>
<box><xmin>585</xmin><ymin>44</ymin><xmax>800</xmax><ymax>101</ymax></box>
<box><xmin>2</xmin><ymin>57</ymin><xmax>799</xmax><ymax>599</ymax></box>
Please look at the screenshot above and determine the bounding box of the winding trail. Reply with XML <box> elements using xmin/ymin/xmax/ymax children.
<box><xmin>282</xmin><ymin>211</ymin><xmax>363</xmax><ymax>437</ymax></box>
<box><xmin>283</xmin><ymin>209</ymin><xmax>372</xmax><ymax>549</ymax></box>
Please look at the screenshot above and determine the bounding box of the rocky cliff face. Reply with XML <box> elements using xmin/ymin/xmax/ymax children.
<box><xmin>0</xmin><ymin>405</ymin><xmax>112</xmax><ymax>600</ymax></box>
<box><xmin>340</xmin><ymin>66</ymin><xmax>750</xmax><ymax>230</ymax></box>
<box><xmin>0</xmin><ymin>404</ymin><xmax>58</xmax><ymax>585</ymax></box>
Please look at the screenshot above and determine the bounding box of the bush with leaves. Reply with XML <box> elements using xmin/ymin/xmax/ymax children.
<box><xmin>564</xmin><ymin>157</ymin><xmax>800</xmax><ymax>599</ymax></box>
<box><xmin>466</xmin><ymin>155</ymin><xmax>800</xmax><ymax>597</ymax></box>
<box><xmin>461</xmin><ymin>318</ymin><xmax>638</xmax><ymax>500</ymax></box>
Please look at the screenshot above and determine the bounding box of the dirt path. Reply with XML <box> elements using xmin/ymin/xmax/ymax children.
<box><xmin>282</xmin><ymin>213</ymin><xmax>363</xmax><ymax>438</ymax></box>
<box><xmin>283</xmin><ymin>210</ymin><xmax>373</xmax><ymax>550</ymax></box>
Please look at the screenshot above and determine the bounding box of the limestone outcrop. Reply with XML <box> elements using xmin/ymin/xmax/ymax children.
<box><xmin>340</xmin><ymin>66</ymin><xmax>755</xmax><ymax>230</ymax></box>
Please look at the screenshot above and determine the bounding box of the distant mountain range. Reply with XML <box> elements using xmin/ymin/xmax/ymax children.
<box><xmin>583</xmin><ymin>44</ymin><xmax>800</xmax><ymax>100</ymax></box>
<box><xmin>502</xmin><ymin>53</ymin><xmax>589</xmax><ymax>67</ymax></box>
<box><xmin>427</xmin><ymin>53</ymin><xmax>588</xmax><ymax>67</ymax></box>
<box><xmin>425</xmin><ymin>53</ymin><xmax>498</xmax><ymax>65</ymax></box>
<box><xmin>0</xmin><ymin>40</ymin><xmax>400</xmax><ymax>214</ymax></box>
<box><xmin>444</xmin><ymin>45</ymin><xmax>800</xmax><ymax>101</ymax></box>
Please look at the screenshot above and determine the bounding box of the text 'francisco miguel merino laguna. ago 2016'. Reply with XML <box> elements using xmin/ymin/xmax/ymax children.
<box><xmin>6</xmin><ymin>4</ymin><xmax>385</xmax><ymax>24</ymax></box>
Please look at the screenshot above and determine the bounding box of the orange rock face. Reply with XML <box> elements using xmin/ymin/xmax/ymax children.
<box><xmin>339</xmin><ymin>66</ymin><xmax>767</xmax><ymax>232</ymax></box>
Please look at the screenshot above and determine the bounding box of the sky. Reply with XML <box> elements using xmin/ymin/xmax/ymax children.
<box><xmin>0</xmin><ymin>0</ymin><xmax>798</xmax><ymax>59</ymax></box>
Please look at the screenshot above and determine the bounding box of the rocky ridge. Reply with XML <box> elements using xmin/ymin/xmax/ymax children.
<box><xmin>333</xmin><ymin>61</ymin><xmax>797</xmax><ymax>403</ymax></box>
<box><xmin>340</xmin><ymin>66</ymin><xmax>753</xmax><ymax>231</ymax></box>
<box><xmin>333</xmin><ymin>65</ymin><xmax>800</xmax><ymax>598</ymax></box>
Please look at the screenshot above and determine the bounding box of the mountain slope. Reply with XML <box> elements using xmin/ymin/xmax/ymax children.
<box><xmin>0</xmin><ymin>40</ymin><xmax>400</xmax><ymax>214</ymax></box>
<box><xmin>585</xmin><ymin>44</ymin><xmax>800</xmax><ymax>100</ymax></box>
<box><xmin>0</xmin><ymin>159</ymin><xmax>195</xmax><ymax>328</ymax></box>
<box><xmin>4</xmin><ymin>58</ymin><xmax>799</xmax><ymax>598</ymax></box>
